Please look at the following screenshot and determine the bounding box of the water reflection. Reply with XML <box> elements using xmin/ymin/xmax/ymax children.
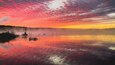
<box><xmin>0</xmin><ymin>35</ymin><xmax>115</xmax><ymax>65</ymax></box>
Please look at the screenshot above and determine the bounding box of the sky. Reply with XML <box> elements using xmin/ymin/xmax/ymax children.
<box><xmin>0</xmin><ymin>0</ymin><xmax>115</xmax><ymax>29</ymax></box>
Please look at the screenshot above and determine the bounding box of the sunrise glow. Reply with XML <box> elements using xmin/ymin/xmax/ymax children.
<box><xmin>0</xmin><ymin>0</ymin><xmax>115</xmax><ymax>29</ymax></box>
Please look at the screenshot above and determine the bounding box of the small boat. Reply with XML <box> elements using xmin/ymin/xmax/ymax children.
<box><xmin>22</xmin><ymin>32</ymin><xmax>28</xmax><ymax>37</ymax></box>
<box><xmin>29</xmin><ymin>37</ymin><xmax>38</xmax><ymax>41</ymax></box>
<box><xmin>22</xmin><ymin>28</ymin><xmax>28</xmax><ymax>38</ymax></box>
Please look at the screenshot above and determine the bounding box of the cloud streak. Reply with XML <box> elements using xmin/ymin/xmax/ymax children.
<box><xmin>0</xmin><ymin>16</ymin><xmax>9</xmax><ymax>23</ymax></box>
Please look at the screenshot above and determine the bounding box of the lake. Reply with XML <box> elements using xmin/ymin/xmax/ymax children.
<box><xmin>0</xmin><ymin>35</ymin><xmax>115</xmax><ymax>65</ymax></box>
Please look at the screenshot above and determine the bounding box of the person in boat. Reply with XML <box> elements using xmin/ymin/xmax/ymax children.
<box><xmin>22</xmin><ymin>32</ymin><xmax>28</xmax><ymax>37</ymax></box>
<box><xmin>22</xmin><ymin>28</ymin><xmax>28</xmax><ymax>38</ymax></box>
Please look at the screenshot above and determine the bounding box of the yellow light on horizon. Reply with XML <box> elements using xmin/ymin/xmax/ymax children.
<box><xmin>59</xmin><ymin>23</ymin><xmax>115</xmax><ymax>29</ymax></box>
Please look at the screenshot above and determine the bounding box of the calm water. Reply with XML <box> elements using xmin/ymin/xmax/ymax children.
<box><xmin>0</xmin><ymin>35</ymin><xmax>115</xmax><ymax>65</ymax></box>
